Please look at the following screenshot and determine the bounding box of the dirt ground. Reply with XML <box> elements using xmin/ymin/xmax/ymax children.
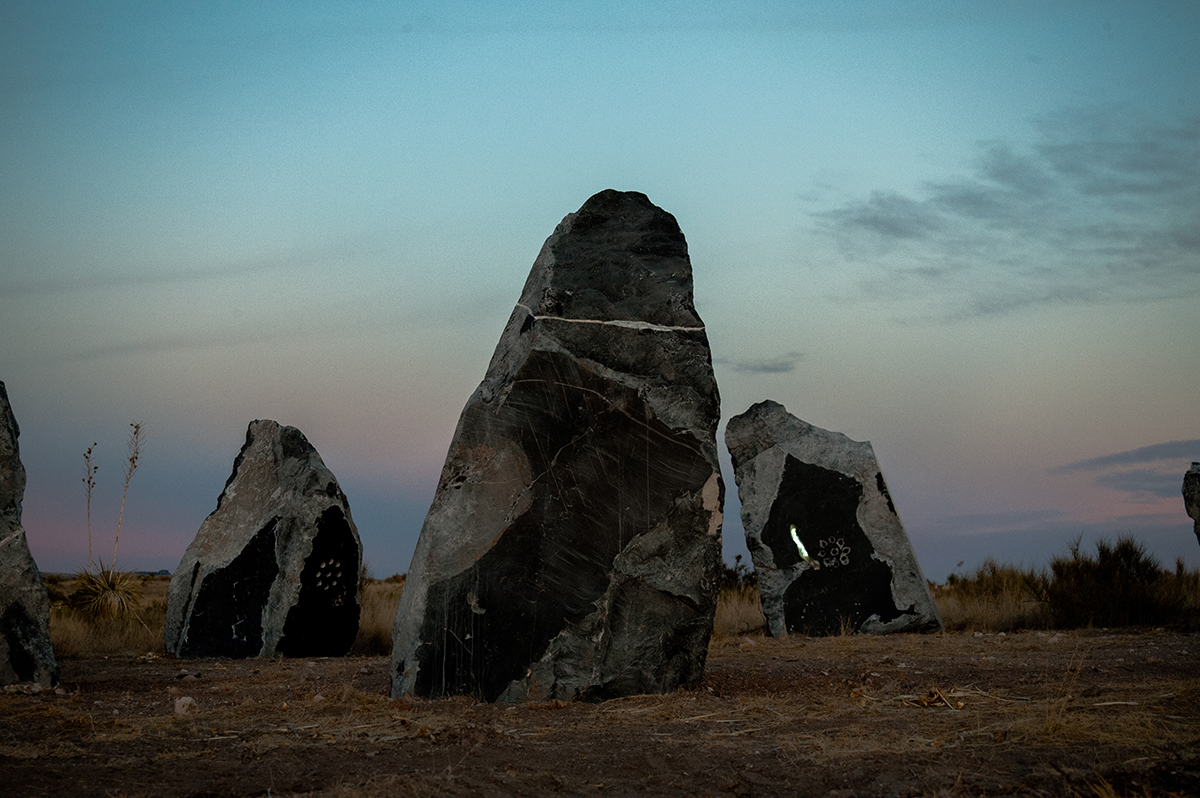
<box><xmin>2</xmin><ymin>629</ymin><xmax>1198</xmax><ymax>797</ymax></box>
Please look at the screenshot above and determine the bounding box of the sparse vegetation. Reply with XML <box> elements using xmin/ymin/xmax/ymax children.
<box><xmin>351</xmin><ymin>575</ymin><xmax>405</xmax><ymax>655</ymax></box>
<box><xmin>1036</xmin><ymin>534</ymin><xmax>1200</xmax><ymax>629</ymax></box>
<box><xmin>935</xmin><ymin>557</ymin><xmax>1049</xmax><ymax>632</ymax></box>
<box><xmin>48</xmin><ymin>574</ymin><xmax>167</xmax><ymax>658</ymax></box>
<box><xmin>936</xmin><ymin>534</ymin><xmax>1200</xmax><ymax>632</ymax></box>
<box><xmin>69</xmin><ymin>423</ymin><xmax>144</xmax><ymax>622</ymax></box>
<box><xmin>713</xmin><ymin>555</ymin><xmax>766</xmax><ymax>637</ymax></box>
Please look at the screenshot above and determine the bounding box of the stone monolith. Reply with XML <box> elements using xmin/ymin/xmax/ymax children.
<box><xmin>165</xmin><ymin>420</ymin><xmax>362</xmax><ymax>658</ymax></box>
<box><xmin>0</xmin><ymin>382</ymin><xmax>59</xmax><ymax>687</ymax></box>
<box><xmin>1185</xmin><ymin>462</ymin><xmax>1200</xmax><ymax>545</ymax></box>
<box><xmin>391</xmin><ymin>190</ymin><xmax>724</xmax><ymax>702</ymax></box>
<box><xmin>725</xmin><ymin>400</ymin><xmax>941</xmax><ymax>636</ymax></box>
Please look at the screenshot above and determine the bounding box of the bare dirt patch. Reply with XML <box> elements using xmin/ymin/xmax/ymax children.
<box><xmin>3</xmin><ymin>630</ymin><xmax>1197</xmax><ymax>797</ymax></box>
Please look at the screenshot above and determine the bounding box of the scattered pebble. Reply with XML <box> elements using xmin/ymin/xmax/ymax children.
<box><xmin>174</xmin><ymin>696</ymin><xmax>197</xmax><ymax>716</ymax></box>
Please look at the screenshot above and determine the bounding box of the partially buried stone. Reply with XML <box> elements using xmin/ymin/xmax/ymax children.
<box><xmin>0</xmin><ymin>382</ymin><xmax>59</xmax><ymax>687</ymax></box>
<box><xmin>725</xmin><ymin>400</ymin><xmax>941</xmax><ymax>636</ymax></box>
<box><xmin>165</xmin><ymin>420</ymin><xmax>362</xmax><ymax>658</ymax></box>
<box><xmin>391</xmin><ymin>189</ymin><xmax>724</xmax><ymax>702</ymax></box>
<box><xmin>1185</xmin><ymin>462</ymin><xmax>1200</xmax><ymax>545</ymax></box>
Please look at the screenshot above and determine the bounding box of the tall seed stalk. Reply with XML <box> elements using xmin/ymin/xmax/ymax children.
<box><xmin>82</xmin><ymin>443</ymin><xmax>98</xmax><ymax>573</ymax></box>
<box><xmin>113</xmin><ymin>422</ymin><xmax>142</xmax><ymax>568</ymax></box>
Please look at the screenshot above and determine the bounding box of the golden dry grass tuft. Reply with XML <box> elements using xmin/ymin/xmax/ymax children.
<box><xmin>351</xmin><ymin>576</ymin><xmax>406</xmax><ymax>655</ymax></box>
<box><xmin>712</xmin><ymin>583</ymin><xmax>766</xmax><ymax>638</ymax></box>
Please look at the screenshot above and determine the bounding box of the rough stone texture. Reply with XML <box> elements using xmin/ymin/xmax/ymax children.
<box><xmin>0</xmin><ymin>382</ymin><xmax>59</xmax><ymax>687</ymax></box>
<box><xmin>725</xmin><ymin>400</ymin><xmax>941</xmax><ymax>637</ymax></box>
<box><xmin>165</xmin><ymin>420</ymin><xmax>362</xmax><ymax>658</ymax></box>
<box><xmin>1185</xmin><ymin>462</ymin><xmax>1200</xmax><ymax>545</ymax></box>
<box><xmin>391</xmin><ymin>190</ymin><xmax>724</xmax><ymax>702</ymax></box>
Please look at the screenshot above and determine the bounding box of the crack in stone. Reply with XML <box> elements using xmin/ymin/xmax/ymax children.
<box><xmin>515</xmin><ymin>303</ymin><xmax>704</xmax><ymax>333</ymax></box>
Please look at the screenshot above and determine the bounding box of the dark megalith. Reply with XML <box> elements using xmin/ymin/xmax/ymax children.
<box><xmin>165</xmin><ymin>420</ymin><xmax>362</xmax><ymax>658</ymax></box>
<box><xmin>391</xmin><ymin>189</ymin><xmax>724</xmax><ymax>702</ymax></box>
<box><xmin>0</xmin><ymin>382</ymin><xmax>59</xmax><ymax>687</ymax></box>
<box><xmin>725</xmin><ymin>400</ymin><xmax>941</xmax><ymax>636</ymax></box>
<box><xmin>1185</xmin><ymin>462</ymin><xmax>1200</xmax><ymax>545</ymax></box>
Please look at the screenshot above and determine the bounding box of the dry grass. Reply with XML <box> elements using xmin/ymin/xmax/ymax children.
<box><xmin>351</xmin><ymin>576</ymin><xmax>406</xmax><ymax>655</ymax></box>
<box><xmin>49</xmin><ymin>574</ymin><xmax>168</xmax><ymax>658</ymax></box>
<box><xmin>712</xmin><ymin>583</ymin><xmax>766</xmax><ymax>638</ymax></box>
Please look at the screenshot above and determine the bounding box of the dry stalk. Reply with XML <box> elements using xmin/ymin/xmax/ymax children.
<box><xmin>82</xmin><ymin>443</ymin><xmax>97</xmax><ymax>572</ymax></box>
<box><xmin>113</xmin><ymin>422</ymin><xmax>142</xmax><ymax>568</ymax></box>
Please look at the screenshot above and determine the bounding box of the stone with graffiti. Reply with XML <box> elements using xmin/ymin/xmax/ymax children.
<box><xmin>725</xmin><ymin>400</ymin><xmax>941</xmax><ymax>636</ymax></box>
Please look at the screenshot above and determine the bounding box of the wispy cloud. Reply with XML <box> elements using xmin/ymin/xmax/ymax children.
<box><xmin>1050</xmin><ymin>439</ymin><xmax>1200</xmax><ymax>502</ymax></box>
<box><xmin>1051</xmin><ymin>439</ymin><xmax>1200</xmax><ymax>474</ymax></box>
<box><xmin>815</xmin><ymin>108</ymin><xmax>1200</xmax><ymax>319</ymax></box>
<box><xmin>920</xmin><ymin>508</ymin><xmax>1068</xmax><ymax>538</ymax></box>
<box><xmin>716</xmin><ymin>351</ymin><xmax>806</xmax><ymax>374</ymax></box>
<box><xmin>1093</xmin><ymin>469</ymin><xmax>1184</xmax><ymax>501</ymax></box>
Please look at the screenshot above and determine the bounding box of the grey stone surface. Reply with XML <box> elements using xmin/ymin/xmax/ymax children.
<box><xmin>165</xmin><ymin>420</ymin><xmax>362</xmax><ymax>658</ymax></box>
<box><xmin>725</xmin><ymin>400</ymin><xmax>941</xmax><ymax>636</ymax></box>
<box><xmin>391</xmin><ymin>189</ymin><xmax>724</xmax><ymax>702</ymax></box>
<box><xmin>0</xmin><ymin>382</ymin><xmax>59</xmax><ymax>687</ymax></box>
<box><xmin>1185</xmin><ymin>462</ymin><xmax>1200</xmax><ymax>545</ymax></box>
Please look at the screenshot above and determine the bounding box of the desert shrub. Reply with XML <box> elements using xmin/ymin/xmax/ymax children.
<box><xmin>351</xmin><ymin>576</ymin><xmax>405</xmax><ymax>655</ymax></box>
<box><xmin>1037</xmin><ymin>535</ymin><xmax>1199</xmax><ymax>629</ymax></box>
<box><xmin>720</xmin><ymin>554</ymin><xmax>757</xmax><ymax>591</ymax></box>
<box><xmin>937</xmin><ymin>536</ymin><xmax>1200</xmax><ymax>631</ymax></box>
<box><xmin>43</xmin><ymin>574</ymin><xmax>71</xmax><ymax>604</ymax></box>
<box><xmin>68</xmin><ymin>562</ymin><xmax>144</xmax><ymax>618</ymax></box>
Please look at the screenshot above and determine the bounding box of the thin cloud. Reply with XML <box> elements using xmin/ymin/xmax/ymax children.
<box><xmin>1093</xmin><ymin>469</ymin><xmax>1183</xmax><ymax>501</ymax></box>
<box><xmin>814</xmin><ymin>108</ymin><xmax>1200</xmax><ymax>319</ymax></box>
<box><xmin>919</xmin><ymin>508</ymin><xmax>1068</xmax><ymax>538</ymax></box>
<box><xmin>1051</xmin><ymin>439</ymin><xmax>1200</xmax><ymax>474</ymax></box>
<box><xmin>716</xmin><ymin>351</ymin><xmax>806</xmax><ymax>374</ymax></box>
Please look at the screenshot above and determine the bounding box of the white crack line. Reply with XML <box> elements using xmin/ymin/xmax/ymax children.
<box><xmin>515</xmin><ymin>303</ymin><xmax>704</xmax><ymax>333</ymax></box>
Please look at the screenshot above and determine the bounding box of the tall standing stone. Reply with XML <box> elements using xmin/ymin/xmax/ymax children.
<box><xmin>165</xmin><ymin>420</ymin><xmax>362</xmax><ymax>658</ymax></box>
<box><xmin>726</xmin><ymin>400</ymin><xmax>941</xmax><ymax>636</ymax></box>
<box><xmin>392</xmin><ymin>190</ymin><xmax>724</xmax><ymax>702</ymax></box>
<box><xmin>1185</xmin><ymin>462</ymin><xmax>1200</xmax><ymax>545</ymax></box>
<box><xmin>0</xmin><ymin>382</ymin><xmax>59</xmax><ymax>687</ymax></box>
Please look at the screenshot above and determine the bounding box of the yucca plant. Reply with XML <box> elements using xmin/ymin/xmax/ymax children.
<box><xmin>68</xmin><ymin>561</ymin><xmax>143</xmax><ymax>619</ymax></box>
<box><xmin>70</xmin><ymin>422</ymin><xmax>144</xmax><ymax>621</ymax></box>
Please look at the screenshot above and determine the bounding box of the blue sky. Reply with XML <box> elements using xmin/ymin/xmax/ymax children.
<box><xmin>3</xmin><ymin>1</ymin><xmax>1198</xmax><ymax>582</ymax></box>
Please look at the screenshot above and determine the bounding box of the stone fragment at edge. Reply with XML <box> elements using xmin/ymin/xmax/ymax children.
<box><xmin>1185</xmin><ymin>462</ymin><xmax>1200</xmax><ymax>545</ymax></box>
<box><xmin>0</xmin><ymin>381</ymin><xmax>59</xmax><ymax>687</ymax></box>
<box><xmin>725</xmin><ymin>400</ymin><xmax>942</xmax><ymax>636</ymax></box>
<box><xmin>391</xmin><ymin>190</ymin><xmax>724</xmax><ymax>702</ymax></box>
<box><xmin>165</xmin><ymin>419</ymin><xmax>362</xmax><ymax>658</ymax></box>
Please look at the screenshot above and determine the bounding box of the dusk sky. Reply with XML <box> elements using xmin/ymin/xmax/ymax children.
<box><xmin>3</xmin><ymin>1</ymin><xmax>1198</xmax><ymax>584</ymax></box>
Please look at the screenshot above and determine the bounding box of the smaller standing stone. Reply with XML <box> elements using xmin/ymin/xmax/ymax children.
<box><xmin>725</xmin><ymin>400</ymin><xmax>941</xmax><ymax>636</ymax></box>
<box><xmin>1184</xmin><ymin>462</ymin><xmax>1200</xmax><ymax>545</ymax></box>
<box><xmin>165</xmin><ymin>420</ymin><xmax>362</xmax><ymax>658</ymax></box>
<box><xmin>0</xmin><ymin>382</ymin><xmax>59</xmax><ymax>687</ymax></box>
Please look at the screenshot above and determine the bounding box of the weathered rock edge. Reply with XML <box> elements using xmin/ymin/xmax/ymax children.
<box><xmin>391</xmin><ymin>189</ymin><xmax>724</xmax><ymax>702</ymax></box>
<box><xmin>0</xmin><ymin>381</ymin><xmax>59</xmax><ymax>687</ymax></box>
<box><xmin>726</xmin><ymin>399</ymin><xmax>942</xmax><ymax>636</ymax></box>
<box><xmin>1185</xmin><ymin>462</ymin><xmax>1200</xmax><ymax>546</ymax></box>
<box><xmin>165</xmin><ymin>419</ymin><xmax>362</xmax><ymax>658</ymax></box>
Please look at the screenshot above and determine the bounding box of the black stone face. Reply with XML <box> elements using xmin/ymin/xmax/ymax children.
<box><xmin>1</xmin><ymin>602</ymin><xmax>55</xmax><ymax>684</ymax></box>
<box><xmin>410</xmin><ymin>349</ymin><xmax>713</xmax><ymax>701</ymax></box>
<box><xmin>179</xmin><ymin>520</ymin><xmax>280</xmax><ymax>658</ymax></box>
<box><xmin>763</xmin><ymin>455</ymin><xmax>911</xmax><ymax>635</ymax></box>
<box><xmin>277</xmin><ymin>507</ymin><xmax>360</xmax><ymax>657</ymax></box>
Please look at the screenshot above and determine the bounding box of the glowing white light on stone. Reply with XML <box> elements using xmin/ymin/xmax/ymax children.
<box><xmin>790</xmin><ymin>525</ymin><xmax>809</xmax><ymax>560</ymax></box>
